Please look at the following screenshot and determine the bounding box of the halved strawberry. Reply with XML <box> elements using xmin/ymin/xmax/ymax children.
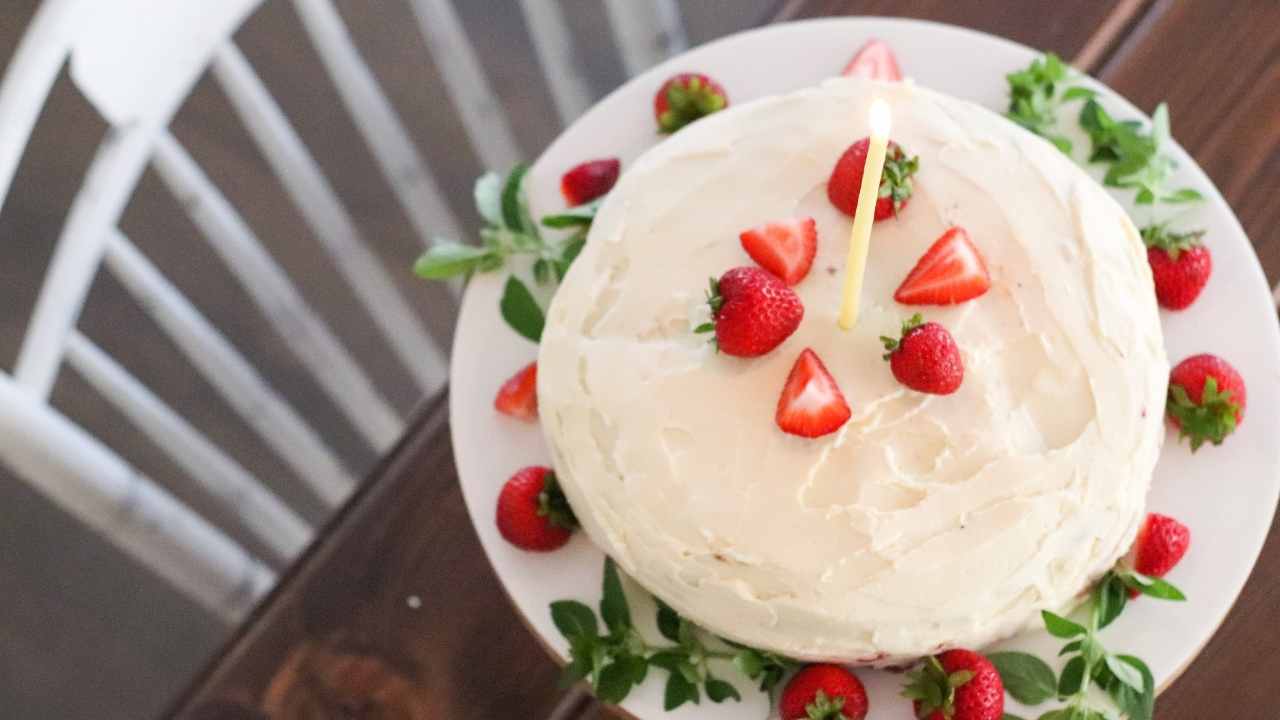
<box><xmin>776</xmin><ymin>348</ymin><xmax>852</xmax><ymax>438</ymax></box>
<box><xmin>740</xmin><ymin>216</ymin><xmax>818</xmax><ymax>285</ymax></box>
<box><xmin>494</xmin><ymin>362</ymin><xmax>537</xmax><ymax>420</ymax></box>
<box><xmin>894</xmin><ymin>227</ymin><xmax>991</xmax><ymax>305</ymax></box>
<box><xmin>842</xmin><ymin>39</ymin><xmax>903</xmax><ymax>81</ymax></box>
<box><xmin>560</xmin><ymin>158</ymin><xmax>621</xmax><ymax>206</ymax></box>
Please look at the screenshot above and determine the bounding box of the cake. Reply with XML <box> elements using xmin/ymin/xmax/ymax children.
<box><xmin>536</xmin><ymin>77</ymin><xmax>1167</xmax><ymax>665</ymax></box>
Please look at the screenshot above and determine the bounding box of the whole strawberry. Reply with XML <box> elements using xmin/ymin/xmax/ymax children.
<box><xmin>654</xmin><ymin>72</ymin><xmax>728</xmax><ymax>134</ymax></box>
<box><xmin>1143</xmin><ymin>224</ymin><xmax>1211</xmax><ymax>310</ymax></box>
<box><xmin>1128</xmin><ymin>512</ymin><xmax>1190</xmax><ymax>597</ymax></box>
<box><xmin>881</xmin><ymin>314</ymin><xmax>963</xmax><ymax>395</ymax></box>
<box><xmin>494</xmin><ymin>361</ymin><xmax>537</xmax><ymax>420</ymax></box>
<box><xmin>828</xmin><ymin>138</ymin><xmax>918</xmax><ymax>221</ymax></box>
<box><xmin>1167</xmin><ymin>353</ymin><xmax>1245</xmax><ymax>450</ymax></box>
<box><xmin>779</xmin><ymin>664</ymin><xmax>869</xmax><ymax>720</ymax></box>
<box><xmin>902</xmin><ymin>650</ymin><xmax>1004</xmax><ymax>720</ymax></box>
<box><xmin>561</xmin><ymin>158</ymin><xmax>621</xmax><ymax>206</ymax></box>
<box><xmin>697</xmin><ymin>266</ymin><xmax>803</xmax><ymax>357</ymax></box>
<box><xmin>496</xmin><ymin>466</ymin><xmax>578</xmax><ymax>552</ymax></box>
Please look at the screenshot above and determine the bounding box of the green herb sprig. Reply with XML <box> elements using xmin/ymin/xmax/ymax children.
<box><xmin>550</xmin><ymin>558</ymin><xmax>798</xmax><ymax>710</ymax></box>
<box><xmin>990</xmin><ymin>567</ymin><xmax>1184</xmax><ymax>720</ymax></box>
<box><xmin>413</xmin><ymin>165</ymin><xmax>600</xmax><ymax>341</ymax></box>
<box><xmin>1005</xmin><ymin>53</ymin><xmax>1095</xmax><ymax>154</ymax></box>
<box><xmin>1078</xmin><ymin>100</ymin><xmax>1203</xmax><ymax>205</ymax></box>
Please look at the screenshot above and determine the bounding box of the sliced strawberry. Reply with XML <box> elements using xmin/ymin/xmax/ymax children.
<box><xmin>842</xmin><ymin>39</ymin><xmax>903</xmax><ymax>81</ymax></box>
<box><xmin>894</xmin><ymin>227</ymin><xmax>992</xmax><ymax>305</ymax></box>
<box><xmin>494</xmin><ymin>362</ymin><xmax>537</xmax><ymax>420</ymax></box>
<box><xmin>776</xmin><ymin>348</ymin><xmax>852</xmax><ymax>438</ymax></box>
<box><xmin>740</xmin><ymin>216</ymin><xmax>818</xmax><ymax>285</ymax></box>
<box><xmin>560</xmin><ymin>158</ymin><xmax>620</xmax><ymax>206</ymax></box>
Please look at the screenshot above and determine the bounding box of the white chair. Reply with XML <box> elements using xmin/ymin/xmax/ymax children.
<box><xmin>0</xmin><ymin>0</ymin><xmax>687</xmax><ymax>622</ymax></box>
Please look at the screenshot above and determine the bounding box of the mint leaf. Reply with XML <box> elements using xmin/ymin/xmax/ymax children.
<box><xmin>663</xmin><ymin>669</ymin><xmax>699</xmax><ymax>710</ymax></box>
<box><xmin>705</xmin><ymin>676</ymin><xmax>740</xmax><ymax>703</ymax></box>
<box><xmin>500</xmin><ymin>276</ymin><xmax>545</xmax><ymax>342</ymax></box>
<box><xmin>1042</xmin><ymin>611</ymin><xmax>1087</xmax><ymax>639</ymax></box>
<box><xmin>1107</xmin><ymin>655</ymin><xmax>1154</xmax><ymax>720</ymax></box>
<box><xmin>1059</xmin><ymin>640</ymin><xmax>1082</xmax><ymax>656</ymax></box>
<box><xmin>600</xmin><ymin>558</ymin><xmax>632</xmax><ymax>635</ymax></box>
<box><xmin>732</xmin><ymin>648</ymin><xmax>764</xmax><ymax>678</ymax></box>
<box><xmin>413</xmin><ymin>243</ymin><xmax>496</xmax><ymax>279</ymax></box>
<box><xmin>474</xmin><ymin>171</ymin><xmax>503</xmax><ymax>225</ymax></box>
<box><xmin>1036</xmin><ymin>710</ymin><xmax>1075</xmax><ymax>720</ymax></box>
<box><xmin>555</xmin><ymin>233</ymin><xmax>587</xmax><ymax>281</ymax></box>
<box><xmin>501</xmin><ymin>164</ymin><xmax>534</xmax><ymax>233</ymax></box>
<box><xmin>1002</xmin><ymin>715</ymin><xmax>1030</xmax><ymax>720</ymax></box>
<box><xmin>550</xmin><ymin>600</ymin><xmax>598</xmax><ymax>640</ymax></box>
<box><xmin>989</xmin><ymin>652</ymin><xmax>1057</xmax><ymax>705</ymax></box>
<box><xmin>1104</xmin><ymin>653</ymin><xmax>1144</xmax><ymax>692</ymax></box>
<box><xmin>1163</xmin><ymin>187</ymin><xmax>1203</xmax><ymax>203</ymax></box>
<box><xmin>1133</xmin><ymin>574</ymin><xmax>1186</xmax><ymax>601</ymax></box>
<box><xmin>597</xmin><ymin>659</ymin><xmax>636</xmax><ymax>703</ymax></box>
<box><xmin>1058</xmin><ymin>655</ymin><xmax>1085</xmax><ymax>696</ymax></box>
<box><xmin>656</xmin><ymin>600</ymin><xmax>681</xmax><ymax>642</ymax></box>
<box><xmin>1095</xmin><ymin>573</ymin><xmax>1128</xmax><ymax>629</ymax></box>
<box><xmin>542</xmin><ymin>199</ymin><xmax>602</xmax><ymax>228</ymax></box>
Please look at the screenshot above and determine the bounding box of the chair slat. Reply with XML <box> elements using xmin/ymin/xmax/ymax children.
<box><xmin>0</xmin><ymin>372</ymin><xmax>275</xmax><ymax>622</ymax></box>
<box><xmin>210</xmin><ymin>44</ymin><xmax>448</xmax><ymax>395</ymax></box>
<box><xmin>14</xmin><ymin>123</ymin><xmax>156</xmax><ymax>400</ymax></box>
<box><xmin>291</xmin><ymin>0</ymin><xmax>462</xmax><ymax>246</ymax></box>
<box><xmin>604</xmin><ymin>0</ymin><xmax>688</xmax><ymax>77</ymax></box>
<box><xmin>518</xmin><ymin>0</ymin><xmax>594</xmax><ymax>125</ymax></box>
<box><xmin>65</xmin><ymin>332</ymin><xmax>312</xmax><ymax>565</ymax></box>
<box><xmin>103</xmin><ymin>232</ymin><xmax>354</xmax><ymax>506</ymax></box>
<box><xmin>406</xmin><ymin>0</ymin><xmax>521</xmax><ymax>170</ymax></box>
<box><xmin>151</xmin><ymin>132</ymin><xmax>401</xmax><ymax>450</ymax></box>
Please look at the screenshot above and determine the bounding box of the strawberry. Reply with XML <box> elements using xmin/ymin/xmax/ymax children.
<box><xmin>902</xmin><ymin>650</ymin><xmax>1004</xmax><ymax>720</ymax></box>
<box><xmin>842</xmin><ymin>39</ymin><xmax>903</xmax><ymax>81</ymax></box>
<box><xmin>894</xmin><ymin>227</ymin><xmax>991</xmax><ymax>305</ymax></box>
<box><xmin>777</xmin><ymin>348</ymin><xmax>852</xmax><ymax>438</ymax></box>
<box><xmin>1128</xmin><ymin>513</ymin><xmax>1191</xmax><ymax>597</ymax></box>
<box><xmin>881</xmin><ymin>314</ymin><xmax>963</xmax><ymax>395</ymax></box>
<box><xmin>654</xmin><ymin>72</ymin><xmax>728</xmax><ymax>134</ymax></box>
<box><xmin>1167</xmin><ymin>353</ymin><xmax>1245</xmax><ymax>451</ymax></box>
<box><xmin>560</xmin><ymin>158</ymin><xmax>621</xmax><ymax>206</ymax></box>
<box><xmin>780</xmin><ymin>664</ymin><xmax>869</xmax><ymax>720</ymax></box>
<box><xmin>496</xmin><ymin>466</ymin><xmax>578</xmax><ymax>552</ymax></box>
<box><xmin>494</xmin><ymin>362</ymin><xmax>538</xmax><ymax>420</ymax></box>
<box><xmin>697</xmin><ymin>267</ymin><xmax>803</xmax><ymax>357</ymax></box>
<box><xmin>827</xmin><ymin>138</ymin><xmax>918</xmax><ymax>221</ymax></box>
<box><xmin>740</xmin><ymin>216</ymin><xmax>819</xmax><ymax>285</ymax></box>
<box><xmin>1142</xmin><ymin>224</ymin><xmax>1211</xmax><ymax>310</ymax></box>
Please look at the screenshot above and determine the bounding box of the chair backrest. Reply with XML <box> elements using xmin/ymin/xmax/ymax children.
<box><xmin>0</xmin><ymin>0</ymin><xmax>690</xmax><ymax>621</ymax></box>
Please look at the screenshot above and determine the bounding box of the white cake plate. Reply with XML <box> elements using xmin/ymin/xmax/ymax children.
<box><xmin>449</xmin><ymin>17</ymin><xmax>1280</xmax><ymax>720</ymax></box>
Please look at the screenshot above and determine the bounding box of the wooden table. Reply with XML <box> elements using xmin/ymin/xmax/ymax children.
<box><xmin>170</xmin><ymin>1</ymin><xmax>1280</xmax><ymax>717</ymax></box>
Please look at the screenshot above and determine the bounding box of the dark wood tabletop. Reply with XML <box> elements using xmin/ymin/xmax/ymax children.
<box><xmin>170</xmin><ymin>1</ymin><xmax>1280</xmax><ymax>718</ymax></box>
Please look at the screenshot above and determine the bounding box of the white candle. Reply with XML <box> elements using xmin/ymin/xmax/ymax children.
<box><xmin>838</xmin><ymin>99</ymin><xmax>892</xmax><ymax>330</ymax></box>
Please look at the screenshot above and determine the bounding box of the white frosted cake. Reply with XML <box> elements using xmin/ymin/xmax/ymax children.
<box><xmin>536</xmin><ymin>78</ymin><xmax>1167</xmax><ymax>665</ymax></box>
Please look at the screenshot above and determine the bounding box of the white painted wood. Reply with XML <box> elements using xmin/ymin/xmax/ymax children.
<box><xmin>13</xmin><ymin>124</ymin><xmax>156</xmax><ymax>399</ymax></box>
<box><xmin>64</xmin><ymin>332</ymin><xmax>312</xmax><ymax>565</ymax></box>
<box><xmin>210</xmin><ymin>44</ymin><xmax>448</xmax><ymax>395</ymax></box>
<box><xmin>604</xmin><ymin>0</ymin><xmax>688</xmax><ymax>77</ymax></box>
<box><xmin>406</xmin><ymin>0</ymin><xmax>521</xmax><ymax>169</ymax></box>
<box><xmin>518</xmin><ymin>0</ymin><xmax>594</xmax><ymax>125</ymax></box>
<box><xmin>0</xmin><ymin>0</ymin><xmax>85</xmax><ymax>210</ymax></box>
<box><xmin>103</xmin><ymin>232</ymin><xmax>353</xmax><ymax>507</ymax></box>
<box><xmin>291</xmin><ymin>0</ymin><xmax>462</xmax><ymax>246</ymax></box>
<box><xmin>0</xmin><ymin>372</ymin><xmax>274</xmax><ymax>622</ymax></box>
<box><xmin>69</xmin><ymin>0</ymin><xmax>260</xmax><ymax>126</ymax></box>
<box><xmin>150</xmin><ymin>132</ymin><xmax>401</xmax><ymax>450</ymax></box>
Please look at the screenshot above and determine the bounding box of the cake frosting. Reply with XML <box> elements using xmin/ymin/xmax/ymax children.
<box><xmin>537</xmin><ymin>77</ymin><xmax>1167</xmax><ymax>664</ymax></box>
